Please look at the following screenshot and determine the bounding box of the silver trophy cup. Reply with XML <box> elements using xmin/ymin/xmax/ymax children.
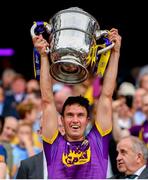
<box><xmin>31</xmin><ymin>7</ymin><xmax>114</xmax><ymax>84</ymax></box>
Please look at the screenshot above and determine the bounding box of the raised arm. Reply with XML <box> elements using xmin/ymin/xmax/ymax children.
<box><xmin>32</xmin><ymin>35</ymin><xmax>58</xmax><ymax>139</ymax></box>
<box><xmin>95</xmin><ymin>28</ymin><xmax>122</xmax><ymax>134</ymax></box>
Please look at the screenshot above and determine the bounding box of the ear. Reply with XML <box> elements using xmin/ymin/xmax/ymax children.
<box><xmin>60</xmin><ymin>116</ymin><xmax>65</xmax><ymax>126</ymax></box>
<box><xmin>58</xmin><ymin>115</ymin><xmax>63</xmax><ymax>123</ymax></box>
<box><xmin>136</xmin><ymin>153</ymin><xmax>142</xmax><ymax>163</ymax></box>
<box><xmin>60</xmin><ymin>116</ymin><xmax>64</xmax><ymax>122</ymax></box>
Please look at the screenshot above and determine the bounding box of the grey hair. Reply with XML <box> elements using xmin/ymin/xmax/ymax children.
<box><xmin>137</xmin><ymin>65</ymin><xmax>148</xmax><ymax>88</ymax></box>
<box><xmin>130</xmin><ymin>136</ymin><xmax>148</xmax><ymax>162</ymax></box>
<box><xmin>2</xmin><ymin>68</ymin><xmax>16</xmax><ymax>78</ymax></box>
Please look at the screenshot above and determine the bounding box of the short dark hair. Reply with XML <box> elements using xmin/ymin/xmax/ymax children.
<box><xmin>61</xmin><ymin>96</ymin><xmax>90</xmax><ymax>117</ymax></box>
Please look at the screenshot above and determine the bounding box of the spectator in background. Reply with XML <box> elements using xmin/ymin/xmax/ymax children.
<box><xmin>0</xmin><ymin>116</ymin><xmax>18</xmax><ymax>178</ymax></box>
<box><xmin>129</xmin><ymin>92</ymin><xmax>148</xmax><ymax>148</ymax></box>
<box><xmin>26</xmin><ymin>79</ymin><xmax>40</xmax><ymax>94</ymax></box>
<box><xmin>132</xmin><ymin>88</ymin><xmax>147</xmax><ymax>125</ymax></box>
<box><xmin>109</xmin><ymin>82</ymin><xmax>136</xmax><ymax>176</ymax></box>
<box><xmin>16</xmin><ymin>101</ymin><xmax>37</xmax><ymax>128</ymax></box>
<box><xmin>12</xmin><ymin>121</ymin><xmax>41</xmax><ymax>178</ymax></box>
<box><xmin>16</xmin><ymin>118</ymin><xmax>47</xmax><ymax>179</ymax></box>
<box><xmin>112</xmin><ymin>98</ymin><xmax>131</xmax><ymax>142</ymax></box>
<box><xmin>16</xmin><ymin>151</ymin><xmax>45</xmax><ymax>179</ymax></box>
<box><xmin>23</xmin><ymin>90</ymin><xmax>42</xmax><ymax>132</ymax></box>
<box><xmin>0</xmin><ymin>68</ymin><xmax>17</xmax><ymax>95</ymax></box>
<box><xmin>53</xmin><ymin>83</ymin><xmax>73</xmax><ymax>114</ymax></box>
<box><xmin>137</xmin><ymin>65</ymin><xmax>148</xmax><ymax>91</ymax></box>
<box><xmin>117</xmin><ymin>81</ymin><xmax>136</xmax><ymax>99</ymax></box>
<box><xmin>0</xmin><ymin>144</ymin><xmax>8</xmax><ymax>179</ymax></box>
<box><xmin>15</xmin><ymin>101</ymin><xmax>42</xmax><ymax>149</ymax></box>
<box><xmin>112</xmin><ymin>82</ymin><xmax>136</xmax><ymax>134</ymax></box>
<box><xmin>0</xmin><ymin>116</ymin><xmax>18</xmax><ymax>143</ymax></box>
<box><xmin>5</xmin><ymin>74</ymin><xmax>27</xmax><ymax>109</ymax></box>
<box><xmin>140</xmin><ymin>74</ymin><xmax>148</xmax><ymax>91</ymax></box>
<box><xmin>109</xmin><ymin>97</ymin><xmax>132</xmax><ymax>176</ymax></box>
<box><xmin>110</xmin><ymin>136</ymin><xmax>148</xmax><ymax>179</ymax></box>
<box><xmin>0</xmin><ymin>85</ymin><xmax>19</xmax><ymax>118</ymax></box>
<box><xmin>110</xmin><ymin>92</ymin><xmax>148</xmax><ymax>176</ymax></box>
<box><xmin>112</xmin><ymin>84</ymin><xmax>148</xmax><ymax>144</ymax></box>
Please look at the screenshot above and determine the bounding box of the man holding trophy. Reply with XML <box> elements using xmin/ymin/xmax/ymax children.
<box><xmin>31</xmin><ymin>7</ymin><xmax>121</xmax><ymax>179</ymax></box>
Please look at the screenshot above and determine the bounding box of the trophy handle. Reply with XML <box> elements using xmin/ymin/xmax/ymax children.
<box><xmin>30</xmin><ymin>21</ymin><xmax>52</xmax><ymax>53</ymax></box>
<box><xmin>95</xmin><ymin>30</ymin><xmax>114</xmax><ymax>55</ymax></box>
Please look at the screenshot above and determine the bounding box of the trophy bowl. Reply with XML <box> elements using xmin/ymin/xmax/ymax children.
<box><xmin>31</xmin><ymin>7</ymin><xmax>114</xmax><ymax>84</ymax></box>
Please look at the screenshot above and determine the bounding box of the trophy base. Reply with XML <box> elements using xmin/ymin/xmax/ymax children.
<box><xmin>50</xmin><ymin>57</ymin><xmax>88</xmax><ymax>84</ymax></box>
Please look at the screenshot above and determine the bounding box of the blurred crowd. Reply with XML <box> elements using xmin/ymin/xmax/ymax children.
<box><xmin>0</xmin><ymin>64</ymin><xmax>148</xmax><ymax>179</ymax></box>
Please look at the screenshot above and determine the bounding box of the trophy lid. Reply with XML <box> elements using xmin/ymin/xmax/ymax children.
<box><xmin>50</xmin><ymin>7</ymin><xmax>100</xmax><ymax>30</ymax></box>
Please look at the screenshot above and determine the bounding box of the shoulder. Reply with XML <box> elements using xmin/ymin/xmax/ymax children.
<box><xmin>16</xmin><ymin>152</ymin><xmax>44</xmax><ymax>179</ymax></box>
<box><xmin>141</xmin><ymin>166</ymin><xmax>148</xmax><ymax>173</ymax></box>
<box><xmin>87</xmin><ymin>122</ymin><xmax>111</xmax><ymax>138</ymax></box>
<box><xmin>21</xmin><ymin>151</ymin><xmax>43</xmax><ymax>165</ymax></box>
<box><xmin>139</xmin><ymin>167</ymin><xmax>148</xmax><ymax>178</ymax></box>
<box><xmin>43</xmin><ymin>132</ymin><xmax>64</xmax><ymax>145</ymax></box>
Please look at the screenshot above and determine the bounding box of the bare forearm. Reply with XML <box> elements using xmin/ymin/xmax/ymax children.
<box><xmin>102</xmin><ymin>51</ymin><xmax>120</xmax><ymax>97</ymax></box>
<box><xmin>95</xmin><ymin>52</ymin><xmax>119</xmax><ymax>131</ymax></box>
<box><xmin>95</xmin><ymin>28</ymin><xmax>121</xmax><ymax>132</ymax></box>
<box><xmin>33</xmin><ymin>35</ymin><xmax>58</xmax><ymax>139</ymax></box>
<box><xmin>40</xmin><ymin>54</ymin><xmax>58</xmax><ymax>138</ymax></box>
<box><xmin>40</xmin><ymin>54</ymin><xmax>53</xmax><ymax>102</ymax></box>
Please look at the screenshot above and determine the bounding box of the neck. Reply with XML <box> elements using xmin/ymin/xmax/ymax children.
<box><xmin>125</xmin><ymin>164</ymin><xmax>146</xmax><ymax>175</ymax></box>
<box><xmin>65</xmin><ymin>135</ymin><xmax>85</xmax><ymax>142</ymax></box>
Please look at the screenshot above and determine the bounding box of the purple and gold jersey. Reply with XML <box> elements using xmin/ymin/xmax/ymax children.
<box><xmin>43</xmin><ymin>122</ymin><xmax>111</xmax><ymax>179</ymax></box>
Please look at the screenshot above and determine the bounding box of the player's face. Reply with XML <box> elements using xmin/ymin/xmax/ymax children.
<box><xmin>62</xmin><ymin>104</ymin><xmax>88</xmax><ymax>142</ymax></box>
